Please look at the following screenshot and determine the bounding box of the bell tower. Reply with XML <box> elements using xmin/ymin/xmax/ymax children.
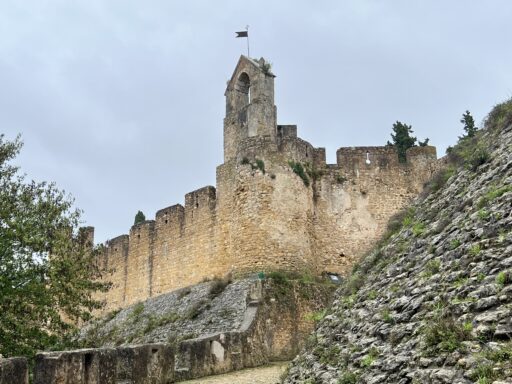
<box><xmin>223</xmin><ymin>56</ymin><xmax>277</xmax><ymax>162</ymax></box>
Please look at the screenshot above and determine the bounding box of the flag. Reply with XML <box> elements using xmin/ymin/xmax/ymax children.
<box><xmin>236</xmin><ymin>31</ymin><xmax>248</xmax><ymax>38</ymax></box>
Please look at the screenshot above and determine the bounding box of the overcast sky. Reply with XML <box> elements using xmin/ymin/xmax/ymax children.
<box><xmin>1</xmin><ymin>1</ymin><xmax>511</xmax><ymax>243</ymax></box>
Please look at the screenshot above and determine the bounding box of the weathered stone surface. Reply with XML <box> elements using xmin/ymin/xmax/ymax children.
<box><xmin>0</xmin><ymin>357</ymin><xmax>28</xmax><ymax>384</ymax></box>
<box><xmin>284</xmin><ymin>114</ymin><xmax>512</xmax><ymax>381</ymax></box>
<box><xmin>35</xmin><ymin>279</ymin><xmax>333</xmax><ymax>383</ymax></box>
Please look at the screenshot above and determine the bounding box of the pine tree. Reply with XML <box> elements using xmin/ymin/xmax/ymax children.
<box><xmin>387</xmin><ymin>121</ymin><xmax>417</xmax><ymax>163</ymax></box>
<box><xmin>134</xmin><ymin>210</ymin><xmax>146</xmax><ymax>225</ymax></box>
<box><xmin>460</xmin><ymin>110</ymin><xmax>478</xmax><ymax>138</ymax></box>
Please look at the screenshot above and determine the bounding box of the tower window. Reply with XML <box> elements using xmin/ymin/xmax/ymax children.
<box><xmin>236</xmin><ymin>72</ymin><xmax>251</xmax><ymax>104</ymax></box>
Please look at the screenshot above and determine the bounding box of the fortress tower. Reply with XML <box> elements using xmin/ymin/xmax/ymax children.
<box><xmin>93</xmin><ymin>56</ymin><xmax>439</xmax><ymax>313</ymax></box>
<box><xmin>224</xmin><ymin>56</ymin><xmax>277</xmax><ymax>162</ymax></box>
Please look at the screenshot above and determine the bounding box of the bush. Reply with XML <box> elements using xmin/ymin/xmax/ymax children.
<box><xmin>209</xmin><ymin>275</ymin><xmax>232</xmax><ymax>296</ymax></box>
<box><xmin>255</xmin><ymin>159</ymin><xmax>265</xmax><ymax>174</ymax></box>
<box><xmin>423</xmin><ymin>316</ymin><xmax>472</xmax><ymax>355</ymax></box>
<box><xmin>289</xmin><ymin>161</ymin><xmax>310</xmax><ymax>187</ymax></box>
<box><xmin>185</xmin><ymin>300</ymin><xmax>207</xmax><ymax>320</ymax></box>
<box><xmin>337</xmin><ymin>371</ymin><xmax>359</xmax><ymax>384</ymax></box>
<box><xmin>267</xmin><ymin>271</ymin><xmax>290</xmax><ymax>285</ymax></box>
<box><xmin>484</xmin><ymin>97</ymin><xmax>512</xmax><ymax>131</ymax></box>
<box><xmin>423</xmin><ymin>166</ymin><xmax>456</xmax><ymax>195</ymax></box>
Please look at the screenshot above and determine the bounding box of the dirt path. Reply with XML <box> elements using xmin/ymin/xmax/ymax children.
<box><xmin>180</xmin><ymin>362</ymin><xmax>289</xmax><ymax>384</ymax></box>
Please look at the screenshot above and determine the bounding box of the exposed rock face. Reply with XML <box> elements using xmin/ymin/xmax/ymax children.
<box><xmin>284</xmin><ymin>105</ymin><xmax>512</xmax><ymax>383</ymax></box>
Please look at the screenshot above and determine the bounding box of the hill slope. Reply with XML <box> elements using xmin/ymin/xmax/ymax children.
<box><xmin>285</xmin><ymin>101</ymin><xmax>512</xmax><ymax>384</ymax></box>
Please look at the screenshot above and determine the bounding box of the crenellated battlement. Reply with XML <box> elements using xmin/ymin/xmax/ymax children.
<box><xmin>93</xmin><ymin>56</ymin><xmax>438</xmax><ymax>313</ymax></box>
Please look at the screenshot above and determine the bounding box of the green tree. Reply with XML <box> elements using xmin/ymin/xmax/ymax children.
<box><xmin>0</xmin><ymin>135</ymin><xmax>108</xmax><ymax>358</ymax></box>
<box><xmin>460</xmin><ymin>110</ymin><xmax>478</xmax><ymax>138</ymax></box>
<box><xmin>134</xmin><ymin>210</ymin><xmax>146</xmax><ymax>225</ymax></box>
<box><xmin>387</xmin><ymin>121</ymin><xmax>417</xmax><ymax>163</ymax></box>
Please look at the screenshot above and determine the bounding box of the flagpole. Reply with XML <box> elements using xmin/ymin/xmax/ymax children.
<box><xmin>246</xmin><ymin>25</ymin><xmax>250</xmax><ymax>57</ymax></box>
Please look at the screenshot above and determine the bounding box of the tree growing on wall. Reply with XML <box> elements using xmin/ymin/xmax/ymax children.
<box><xmin>134</xmin><ymin>210</ymin><xmax>146</xmax><ymax>225</ymax></box>
<box><xmin>0</xmin><ymin>135</ymin><xmax>109</xmax><ymax>359</ymax></box>
<box><xmin>387</xmin><ymin>121</ymin><xmax>429</xmax><ymax>163</ymax></box>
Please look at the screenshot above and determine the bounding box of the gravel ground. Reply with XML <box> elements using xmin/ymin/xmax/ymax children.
<box><xmin>180</xmin><ymin>362</ymin><xmax>289</xmax><ymax>384</ymax></box>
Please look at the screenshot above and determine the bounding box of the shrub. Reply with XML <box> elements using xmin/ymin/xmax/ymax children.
<box><xmin>337</xmin><ymin>371</ymin><xmax>359</xmax><ymax>384</ymax></box>
<box><xmin>422</xmin><ymin>259</ymin><xmax>441</xmax><ymax>277</ymax></box>
<box><xmin>469</xmin><ymin>244</ymin><xmax>482</xmax><ymax>256</ymax></box>
<box><xmin>478</xmin><ymin>185</ymin><xmax>512</xmax><ymax>208</ymax></box>
<box><xmin>184</xmin><ymin>300</ymin><xmax>206</xmax><ymax>320</ymax></box>
<box><xmin>450</xmin><ymin>239</ymin><xmax>461</xmax><ymax>249</ymax></box>
<box><xmin>412</xmin><ymin>222</ymin><xmax>426</xmax><ymax>236</ymax></box>
<box><xmin>381</xmin><ymin>308</ymin><xmax>394</xmax><ymax>324</ymax></box>
<box><xmin>209</xmin><ymin>275</ymin><xmax>232</xmax><ymax>296</ymax></box>
<box><xmin>306</xmin><ymin>309</ymin><xmax>327</xmax><ymax>322</ymax></box>
<box><xmin>484</xmin><ymin>97</ymin><xmax>512</xmax><ymax>131</ymax></box>
<box><xmin>176</xmin><ymin>287</ymin><xmax>192</xmax><ymax>299</ymax></box>
<box><xmin>478</xmin><ymin>209</ymin><xmax>491</xmax><ymax>221</ymax></box>
<box><xmin>255</xmin><ymin>159</ymin><xmax>265</xmax><ymax>174</ymax></box>
<box><xmin>289</xmin><ymin>161</ymin><xmax>310</xmax><ymax>187</ymax></box>
<box><xmin>468</xmin><ymin>146</ymin><xmax>490</xmax><ymax>171</ymax></box>
<box><xmin>343</xmin><ymin>273</ymin><xmax>364</xmax><ymax>295</ymax></box>
<box><xmin>424</xmin><ymin>166</ymin><xmax>456</xmax><ymax>195</ymax></box>
<box><xmin>241</xmin><ymin>157</ymin><xmax>250</xmax><ymax>165</ymax></box>
<box><xmin>471</xmin><ymin>362</ymin><xmax>498</xmax><ymax>383</ymax></box>
<box><xmin>496</xmin><ymin>271</ymin><xmax>509</xmax><ymax>287</ymax></box>
<box><xmin>422</xmin><ymin>316</ymin><xmax>472</xmax><ymax>355</ymax></box>
<box><xmin>267</xmin><ymin>270</ymin><xmax>290</xmax><ymax>285</ymax></box>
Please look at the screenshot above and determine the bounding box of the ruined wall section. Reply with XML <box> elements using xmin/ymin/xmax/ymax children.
<box><xmin>312</xmin><ymin>145</ymin><xmax>437</xmax><ymax>274</ymax></box>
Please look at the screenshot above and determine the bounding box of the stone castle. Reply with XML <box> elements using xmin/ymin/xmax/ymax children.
<box><xmin>93</xmin><ymin>56</ymin><xmax>437</xmax><ymax>313</ymax></box>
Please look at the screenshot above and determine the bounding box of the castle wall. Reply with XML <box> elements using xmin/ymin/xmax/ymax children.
<box><xmin>93</xmin><ymin>143</ymin><xmax>436</xmax><ymax>313</ymax></box>
<box><xmin>91</xmin><ymin>57</ymin><xmax>438</xmax><ymax>314</ymax></box>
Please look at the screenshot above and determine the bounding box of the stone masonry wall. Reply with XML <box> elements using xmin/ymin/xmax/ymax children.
<box><xmin>93</xmin><ymin>142</ymin><xmax>436</xmax><ymax>313</ymax></box>
<box><xmin>92</xmin><ymin>56</ymin><xmax>437</xmax><ymax>313</ymax></box>
<box><xmin>0</xmin><ymin>357</ymin><xmax>28</xmax><ymax>384</ymax></box>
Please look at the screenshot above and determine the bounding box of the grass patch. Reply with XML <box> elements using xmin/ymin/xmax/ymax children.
<box><xmin>469</xmin><ymin>244</ymin><xmax>482</xmax><ymax>256</ymax></box>
<box><xmin>422</xmin><ymin>259</ymin><xmax>441</xmax><ymax>278</ymax></box>
<box><xmin>381</xmin><ymin>308</ymin><xmax>394</xmax><ymax>324</ymax></box>
<box><xmin>337</xmin><ymin>371</ymin><xmax>359</xmax><ymax>384</ymax></box>
<box><xmin>412</xmin><ymin>222</ymin><xmax>426</xmax><ymax>236</ymax></box>
<box><xmin>450</xmin><ymin>239</ymin><xmax>461</xmax><ymax>249</ymax></box>
<box><xmin>496</xmin><ymin>271</ymin><xmax>509</xmax><ymax>287</ymax></box>
<box><xmin>477</xmin><ymin>184</ymin><xmax>512</xmax><ymax>208</ymax></box>
<box><xmin>288</xmin><ymin>161</ymin><xmax>310</xmax><ymax>187</ymax></box>
<box><xmin>422</xmin><ymin>316</ymin><xmax>472</xmax><ymax>355</ymax></box>
<box><xmin>305</xmin><ymin>309</ymin><xmax>327</xmax><ymax>322</ymax></box>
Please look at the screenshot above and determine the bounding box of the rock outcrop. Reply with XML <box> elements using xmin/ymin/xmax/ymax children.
<box><xmin>284</xmin><ymin>100</ymin><xmax>512</xmax><ymax>383</ymax></box>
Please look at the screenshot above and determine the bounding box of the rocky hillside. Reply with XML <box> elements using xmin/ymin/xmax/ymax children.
<box><xmin>81</xmin><ymin>277</ymin><xmax>256</xmax><ymax>347</ymax></box>
<box><xmin>284</xmin><ymin>100</ymin><xmax>512</xmax><ymax>384</ymax></box>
